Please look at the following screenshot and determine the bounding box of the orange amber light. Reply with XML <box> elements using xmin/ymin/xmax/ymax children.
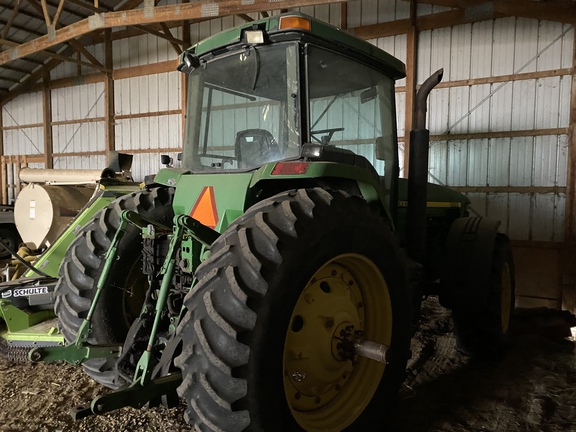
<box><xmin>279</xmin><ymin>16</ymin><xmax>311</xmax><ymax>31</ymax></box>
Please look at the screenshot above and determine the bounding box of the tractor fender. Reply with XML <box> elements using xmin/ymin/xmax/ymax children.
<box><xmin>440</xmin><ymin>217</ymin><xmax>500</xmax><ymax>311</ymax></box>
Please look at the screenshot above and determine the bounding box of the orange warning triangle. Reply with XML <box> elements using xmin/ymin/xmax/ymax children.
<box><xmin>190</xmin><ymin>186</ymin><xmax>219</xmax><ymax>229</ymax></box>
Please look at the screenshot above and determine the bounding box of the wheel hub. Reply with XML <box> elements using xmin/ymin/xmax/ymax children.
<box><xmin>283</xmin><ymin>253</ymin><xmax>392</xmax><ymax>431</ymax></box>
<box><xmin>284</xmin><ymin>262</ymin><xmax>363</xmax><ymax>410</ymax></box>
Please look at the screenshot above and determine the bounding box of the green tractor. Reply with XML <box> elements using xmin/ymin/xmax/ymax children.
<box><xmin>31</xmin><ymin>13</ymin><xmax>514</xmax><ymax>431</ymax></box>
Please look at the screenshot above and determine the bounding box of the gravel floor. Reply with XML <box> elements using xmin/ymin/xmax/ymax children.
<box><xmin>1</xmin><ymin>298</ymin><xmax>575</xmax><ymax>432</ymax></box>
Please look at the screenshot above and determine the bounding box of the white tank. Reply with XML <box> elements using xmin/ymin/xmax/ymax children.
<box><xmin>14</xmin><ymin>184</ymin><xmax>96</xmax><ymax>250</ymax></box>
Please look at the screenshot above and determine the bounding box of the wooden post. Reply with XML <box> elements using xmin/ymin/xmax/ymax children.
<box><xmin>0</xmin><ymin>158</ymin><xmax>5</xmax><ymax>205</ymax></box>
<box><xmin>0</xmin><ymin>112</ymin><xmax>4</xmax><ymax>204</ymax></box>
<box><xmin>104</xmin><ymin>29</ymin><xmax>115</xmax><ymax>161</ymax></box>
<box><xmin>561</xmin><ymin>29</ymin><xmax>576</xmax><ymax>313</ymax></box>
<box><xmin>43</xmin><ymin>72</ymin><xmax>53</xmax><ymax>169</ymax></box>
<box><xmin>340</xmin><ymin>2</ymin><xmax>347</xmax><ymax>30</ymax></box>
<box><xmin>404</xmin><ymin>0</ymin><xmax>418</xmax><ymax>177</ymax></box>
<box><xmin>181</xmin><ymin>16</ymin><xmax>191</xmax><ymax>145</ymax></box>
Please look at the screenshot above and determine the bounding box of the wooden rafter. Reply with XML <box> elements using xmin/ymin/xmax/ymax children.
<box><xmin>1</xmin><ymin>0</ymin><xmax>21</xmax><ymax>39</ymax></box>
<box><xmin>67</xmin><ymin>38</ymin><xmax>105</xmax><ymax>69</ymax></box>
<box><xmin>0</xmin><ymin>0</ymin><xmax>346</xmax><ymax>66</ymax></box>
<box><xmin>0</xmin><ymin>36</ymin><xmax>107</xmax><ymax>71</ymax></box>
<box><xmin>0</xmin><ymin>17</ymin><xmax>44</xmax><ymax>37</ymax></box>
<box><xmin>0</xmin><ymin>27</ymin><xmax>106</xmax><ymax>106</ymax></box>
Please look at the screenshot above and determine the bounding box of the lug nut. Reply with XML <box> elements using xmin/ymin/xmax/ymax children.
<box><xmin>292</xmin><ymin>370</ymin><xmax>307</xmax><ymax>382</ymax></box>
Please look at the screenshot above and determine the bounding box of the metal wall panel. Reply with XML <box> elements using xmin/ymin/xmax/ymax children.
<box><xmin>52</xmin><ymin>83</ymin><xmax>105</xmax><ymax>121</ymax></box>
<box><xmin>372</xmin><ymin>35</ymin><xmax>407</xmax><ymax>87</ymax></box>
<box><xmin>2</xmin><ymin>92</ymin><xmax>43</xmax><ymax>156</ymax></box>
<box><xmin>52</xmin><ymin>155</ymin><xmax>107</xmax><ymax>171</ymax></box>
<box><xmin>427</xmin><ymin>134</ymin><xmax>568</xmax><ymax>241</ymax></box>
<box><xmin>3</xmin><ymin>127</ymin><xmax>43</xmax><ymax>156</ymax></box>
<box><xmin>114</xmin><ymin>72</ymin><xmax>180</xmax><ymax>116</ymax></box>
<box><xmin>115</xmin><ymin>114</ymin><xmax>181</xmax><ymax>151</ymax></box>
<box><xmin>52</xmin><ymin>123</ymin><xmax>105</xmax><ymax>154</ymax></box>
<box><xmin>50</xmin><ymin>42</ymin><xmax>106</xmax><ymax>81</ymax></box>
<box><xmin>348</xmin><ymin>0</ymin><xmax>410</xmax><ymax>28</ymax></box>
<box><xmin>2</xmin><ymin>92</ymin><xmax>42</xmax><ymax>126</ymax></box>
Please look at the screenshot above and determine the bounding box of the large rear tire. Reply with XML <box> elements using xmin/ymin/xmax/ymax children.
<box><xmin>452</xmin><ymin>234</ymin><xmax>515</xmax><ymax>358</ymax></box>
<box><xmin>53</xmin><ymin>187</ymin><xmax>174</xmax><ymax>387</ymax></box>
<box><xmin>175</xmin><ymin>188</ymin><xmax>412</xmax><ymax>432</ymax></box>
<box><xmin>0</xmin><ymin>225</ymin><xmax>21</xmax><ymax>259</ymax></box>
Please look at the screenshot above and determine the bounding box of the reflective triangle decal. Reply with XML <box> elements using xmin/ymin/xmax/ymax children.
<box><xmin>190</xmin><ymin>186</ymin><xmax>219</xmax><ymax>229</ymax></box>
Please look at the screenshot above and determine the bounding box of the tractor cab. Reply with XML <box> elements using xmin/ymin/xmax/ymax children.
<box><xmin>178</xmin><ymin>13</ymin><xmax>404</xmax><ymax>211</ymax></box>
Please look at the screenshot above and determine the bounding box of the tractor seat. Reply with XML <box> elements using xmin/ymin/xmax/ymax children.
<box><xmin>235</xmin><ymin>129</ymin><xmax>281</xmax><ymax>168</ymax></box>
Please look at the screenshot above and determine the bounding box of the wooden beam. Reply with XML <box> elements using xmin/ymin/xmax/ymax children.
<box><xmin>113</xmin><ymin>59</ymin><xmax>178</xmax><ymax>80</ymax></box>
<box><xmin>104</xmin><ymin>29</ymin><xmax>114</xmax><ymax>160</ymax></box>
<box><xmin>42</xmin><ymin>72</ymin><xmax>53</xmax><ymax>168</ymax></box>
<box><xmin>132</xmin><ymin>24</ymin><xmax>185</xmax><ymax>52</ymax></box>
<box><xmin>348</xmin><ymin>9</ymin><xmax>491</xmax><ymax>40</ymax></box>
<box><xmin>1</xmin><ymin>0</ymin><xmax>22</xmax><ymax>39</ymax></box>
<box><xmin>182</xmin><ymin>9</ymin><xmax>191</xmax><ymax>144</ymax></box>
<box><xmin>429</xmin><ymin>127</ymin><xmax>568</xmax><ymax>142</ymax></box>
<box><xmin>49</xmin><ymin>0</ymin><xmax>67</xmax><ymax>27</ymax></box>
<box><xmin>160</xmin><ymin>22</ymin><xmax>184</xmax><ymax>54</ymax></box>
<box><xmin>236</xmin><ymin>14</ymin><xmax>254</xmax><ymax>22</ymax></box>
<box><xmin>40</xmin><ymin>0</ymin><xmax>52</xmax><ymax>26</ymax></box>
<box><xmin>0</xmin><ymin>36</ymin><xmax>108</xmax><ymax>71</ymax></box>
<box><xmin>0</xmin><ymin>47</ymin><xmax>71</xmax><ymax>106</ymax></box>
<box><xmin>0</xmin><ymin>17</ymin><xmax>44</xmax><ymax>37</ymax></box>
<box><xmin>67</xmin><ymin>38</ymin><xmax>105</xmax><ymax>69</ymax></box>
<box><xmin>0</xmin><ymin>0</ymin><xmax>347</xmax><ymax>65</ymax></box>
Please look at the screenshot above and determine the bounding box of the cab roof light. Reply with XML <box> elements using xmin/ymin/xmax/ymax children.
<box><xmin>279</xmin><ymin>16</ymin><xmax>311</xmax><ymax>31</ymax></box>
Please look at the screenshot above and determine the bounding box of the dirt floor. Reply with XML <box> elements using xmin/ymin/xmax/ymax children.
<box><xmin>1</xmin><ymin>298</ymin><xmax>575</xmax><ymax>432</ymax></box>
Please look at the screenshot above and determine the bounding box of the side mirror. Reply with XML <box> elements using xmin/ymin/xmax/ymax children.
<box><xmin>160</xmin><ymin>155</ymin><xmax>173</xmax><ymax>167</ymax></box>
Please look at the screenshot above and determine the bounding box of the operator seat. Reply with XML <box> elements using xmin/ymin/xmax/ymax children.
<box><xmin>235</xmin><ymin>129</ymin><xmax>281</xmax><ymax>168</ymax></box>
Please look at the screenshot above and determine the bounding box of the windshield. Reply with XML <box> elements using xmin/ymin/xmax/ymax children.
<box><xmin>307</xmin><ymin>45</ymin><xmax>398</xmax><ymax>198</ymax></box>
<box><xmin>182</xmin><ymin>43</ymin><xmax>300</xmax><ymax>172</ymax></box>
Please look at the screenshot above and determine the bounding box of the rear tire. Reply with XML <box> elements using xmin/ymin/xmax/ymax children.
<box><xmin>53</xmin><ymin>187</ymin><xmax>174</xmax><ymax>387</ymax></box>
<box><xmin>175</xmin><ymin>188</ymin><xmax>412</xmax><ymax>432</ymax></box>
<box><xmin>452</xmin><ymin>234</ymin><xmax>515</xmax><ymax>358</ymax></box>
<box><xmin>0</xmin><ymin>225</ymin><xmax>21</xmax><ymax>259</ymax></box>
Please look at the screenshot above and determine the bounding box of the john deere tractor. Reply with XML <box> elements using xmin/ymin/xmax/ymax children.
<box><xmin>31</xmin><ymin>13</ymin><xmax>515</xmax><ymax>432</ymax></box>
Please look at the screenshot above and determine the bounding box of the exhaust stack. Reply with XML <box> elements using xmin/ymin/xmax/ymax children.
<box><xmin>406</xmin><ymin>68</ymin><xmax>444</xmax><ymax>263</ymax></box>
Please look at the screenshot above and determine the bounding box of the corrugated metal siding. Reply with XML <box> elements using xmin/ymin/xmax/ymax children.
<box><xmin>2</xmin><ymin>91</ymin><xmax>43</xmax><ymax>156</ymax></box>
<box><xmin>114</xmin><ymin>29</ymin><xmax>180</xmax><ymax>69</ymax></box>
<box><xmin>418</xmin><ymin>15</ymin><xmax>573</xmax><ymax>241</ymax></box>
<box><xmin>51</xmin><ymin>83</ymin><xmax>106</xmax><ymax>162</ymax></box>
<box><xmin>348</xmin><ymin>0</ymin><xmax>410</xmax><ymax>28</ymax></box>
<box><xmin>114</xmin><ymin>73</ymin><xmax>180</xmax><ymax>115</ymax></box>
<box><xmin>51</xmin><ymin>42</ymin><xmax>106</xmax><ymax>81</ymax></box>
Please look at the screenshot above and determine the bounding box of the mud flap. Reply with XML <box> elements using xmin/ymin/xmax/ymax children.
<box><xmin>440</xmin><ymin>217</ymin><xmax>500</xmax><ymax>311</ymax></box>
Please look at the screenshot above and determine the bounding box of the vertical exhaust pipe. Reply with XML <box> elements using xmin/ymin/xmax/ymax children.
<box><xmin>406</xmin><ymin>68</ymin><xmax>444</xmax><ymax>263</ymax></box>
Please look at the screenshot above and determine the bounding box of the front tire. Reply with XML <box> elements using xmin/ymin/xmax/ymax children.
<box><xmin>175</xmin><ymin>188</ymin><xmax>412</xmax><ymax>431</ymax></box>
<box><xmin>53</xmin><ymin>187</ymin><xmax>174</xmax><ymax>387</ymax></box>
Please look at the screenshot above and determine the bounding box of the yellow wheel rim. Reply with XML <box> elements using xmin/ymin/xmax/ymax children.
<box><xmin>283</xmin><ymin>253</ymin><xmax>392</xmax><ymax>432</ymax></box>
<box><xmin>500</xmin><ymin>262</ymin><xmax>512</xmax><ymax>333</ymax></box>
